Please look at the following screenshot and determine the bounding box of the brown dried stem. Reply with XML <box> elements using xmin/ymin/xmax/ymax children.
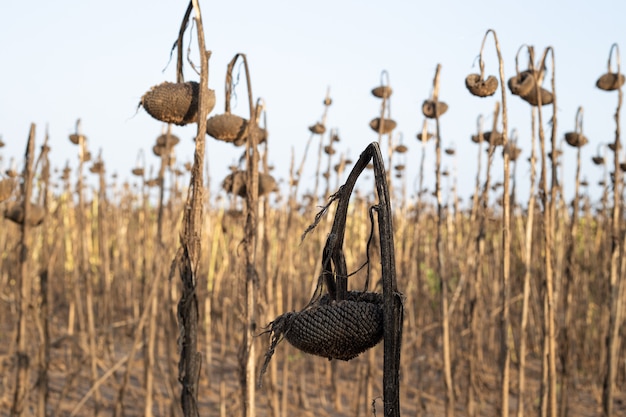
<box><xmin>173</xmin><ymin>1</ymin><xmax>211</xmax><ymax>415</ymax></box>
<box><xmin>428</xmin><ymin>63</ymin><xmax>455</xmax><ymax>417</ymax></box>
<box><xmin>35</xmin><ymin>133</ymin><xmax>51</xmax><ymax>417</ymax></box>
<box><xmin>483</xmin><ymin>29</ymin><xmax>512</xmax><ymax>417</ymax></box>
<box><xmin>527</xmin><ymin>47</ymin><xmax>558</xmax><ymax>416</ymax></box>
<box><xmin>236</xmin><ymin>52</ymin><xmax>260</xmax><ymax>417</ymax></box>
<box><xmin>10</xmin><ymin>123</ymin><xmax>36</xmax><ymax>417</ymax></box>
<box><xmin>516</xmin><ymin>106</ymin><xmax>538</xmax><ymax>417</ymax></box>
<box><xmin>560</xmin><ymin>106</ymin><xmax>584</xmax><ymax>417</ymax></box>
<box><xmin>603</xmin><ymin>42</ymin><xmax>623</xmax><ymax>417</ymax></box>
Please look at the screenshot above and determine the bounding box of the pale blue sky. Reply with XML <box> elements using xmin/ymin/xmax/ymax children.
<box><xmin>1</xmin><ymin>1</ymin><xmax>624</xmax><ymax>206</ymax></box>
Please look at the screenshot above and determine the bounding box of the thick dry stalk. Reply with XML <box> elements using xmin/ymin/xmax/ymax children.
<box><xmin>468</xmin><ymin>29</ymin><xmax>512</xmax><ymax>416</ymax></box>
<box><xmin>560</xmin><ymin>107</ymin><xmax>584</xmax><ymax>417</ymax></box>
<box><xmin>532</xmin><ymin>45</ymin><xmax>558</xmax><ymax>417</ymax></box>
<box><xmin>466</xmin><ymin>115</ymin><xmax>485</xmax><ymax>417</ymax></box>
<box><xmin>545</xmin><ymin>47</ymin><xmax>559</xmax><ymax>417</ymax></box>
<box><xmin>233</xmin><ymin>53</ymin><xmax>260</xmax><ymax>417</ymax></box>
<box><xmin>487</xmin><ymin>29</ymin><xmax>512</xmax><ymax>417</ymax></box>
<box><xmin>174</xmin><ymin>1</ymin><xmax>210</xmax><ymax>415</ymax></box>
<box><xmin>371</xmin><ymin>145</ymin><xmax>403</xmax><ymax>417</ymax></box>
<box><xmin>95</xmin><ymin>154</ymin><xmax>112</xmax><ymax>350</ymax></box>
<box><xmin>10</xmin><ymin>123</ymin><xmax>36</xmax><ymax>417</ymax></box>
<box><xmin>75</xmin><ymin>124</ymin><xmax>101</xmax><ymax>416</ymax></box>
<box><xmin>429</xmin><ymin>63</ymin><xmax>455</xmax><ymax>417</ymax></box>
<box><xmin>516</xmin><ymin>106</ymin><xmax>538</xmax><ymax>417</ymax></box>
<box><xmin>34</xmin><ymin>133</ymin><xmax>51</xmax><ymax>417</ymax></box>
<box><xmin>145</xmin><ymin>126</ymin><xmax>172</xmax><ymax>417</ymax></box>
<box><xmin>603</xmin><ymin>43</ymin><xmax>623</xmax><ymax>417</ymax></box>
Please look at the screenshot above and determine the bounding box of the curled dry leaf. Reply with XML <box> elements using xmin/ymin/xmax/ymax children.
<box><xmin>608</xmin><ymin>142</ymin><xmax>621</xmax><ymax>151</ymax></box>
<box><xmin>592</xmin><ymin>156</ymin><xmax>605</xmax><ymax>165</ymax></box>
<box><xmin>465</xmin><ymin>73</ymin><xmax>498</xmax><ymax>97</ymax></box>
<box><xmin>394</xmin><ymin>144</ymin><xmax>408</xmax><ymax>153</ymax></box>
<box><xmin>61</xmin><ymin>166</ymin><xmax>71</xmax><ymax>181</ymax></box>
<box><xmin>508</xmin><ymin>70</ymin><xmax>553</xmax><ymax>106</ymax></box>
<box><xmin>422</xmin><ymin>100</ymin><xmax>448</xmax><ymax>119</ymax></box>
<box><xmin>145</xmin><ymin>178</ymin><xmax>161</xmax><ymax>187</ymax></box>
<box><xmin>369</xmin><ymin>118</ymin><xmax>397</xmax><ymax>134</ymax></box>
<box><xmin>4</xmin><ymin>202</ymin><xmax>46</xmax><ymax>227</ymax></box>
<box><xmin>255</xmin><ymin>126</ymin><xmax>269</xmax><ymax>144</ymax></box>
<box><xmin>309</xmin><ymin>123</ymin><xmax>326</xmax><ymax>135</ymax></box>
<box><xmin>153</xmin><ymin>144</ymin><xmax>168</xmax><ymax>157</ymax></box>
<box><xmin>81</xmin><ymin>151</ymin><xmax>92</xmax><ymax>163</ymax></box>
<box><xmin>371</xmin><ymin>85</ymin><xmax>393</xmax><ymax>99</ymax></box>
<box><xmin>89</xmin><ymin>162</ymin><xmax>105</xmax><ymax>174</ymax></box>
<box><xmin>417</xmin><ymin>132</ymin><xmax>434</xmax><ymax>142</ymax></box>
<box><xmin>485</xmin><ymin>131</ymin><xmax>505</xmax><ymax>146</ymax></box>
<box><xmin>473</xmin><ymin>130</ymin><xmax>504</xmax><ymax>146</ymax></box>
<box><xmin>222</xmin><ymin>170</ymin><xmax>278</xmax><ymax>198</ymax></box>
<box><xmin>520</xmin><ymin>87</ymin><xmax>554</xmax><ymax>106</ymax></box>
<box><xmin>69</xmin><ymin>133</ymin><xmax>86</xmax><ymax>145</ymax></box>
<box><xmin>156</xmin><ymin>134</ymin><xmax>181</xmax><ymax>148</ymax></box>
<box><xmin>503</xmin><ymin>143</ymin><xmax>522</xmax><ymax>161</ymax></box>
<box><xmin>508</xmin><ymin>70</ymin><xmax>535</xmax><ymax>96</ymax></box>
<box><xmin>564</xmin><ymin>132</ymin><xmax>589</xmax><ymax>148</ymax></box>
<box><xmin>596</xmin><ymin>72</ymin><xmax>625</xmax><ymax>91</ymax></box>
<box><xmin>548</xmin><ymin>149</ymin><xmax>563</xmax><ymax>161</ymax></box>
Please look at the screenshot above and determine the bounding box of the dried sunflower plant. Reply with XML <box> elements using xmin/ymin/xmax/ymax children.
<box><xmin>259</xmin><ymin>141</ymin><xmax>404</xmax><ymax>417</ymax></box>
<box><xmin>141</xmin><ymin>1</ymin><xmax>213</xmax><ymax>416</ymax></box>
